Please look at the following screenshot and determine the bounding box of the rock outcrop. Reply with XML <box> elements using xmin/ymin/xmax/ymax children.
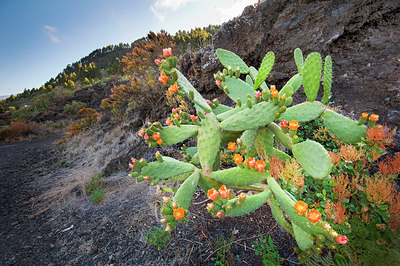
<box><xmin>182</xmin><ymin>0</ymin><xmax>400</xmax><ymax>130</ymax></box>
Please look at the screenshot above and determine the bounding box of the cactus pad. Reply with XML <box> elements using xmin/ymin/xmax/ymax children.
<box><xmin>176</xmin><ymin>70</ymin><xmax>212</xmax><ymax>113</ymax></box>
<box><xmin>211</xmin><ymin>167</ymin><xmax>269</xmax><ymax>186</ymax></box>
<box><xmin>279</xmin><ymin>101</ymin><xmax>325</xmax><ymax>123</ymax></box>
<box><xmin>292</xmin><ymin>140</ymin><xmax>332</xmax><ymax>179</ymax></box>
<box><xmin>269</xmin><ymin>196</ymin><xmax>294</xmax><ymax>235</ymax></box>
<box><xmin>292</xmin><ymin>222</ymin><xmax>314</xmax><ymax>251</ymax></box>
<box><xmin>241</xmin><ymin>129</ymin><xmax>258</xmax><ymax>157</ymax></box>
<box><xmin>160</xmin><ymin>125</ymin><xmax>199</xmax><ymax>145</ymax></box>
<box><xmin>224</xmin><ymin>77</ymin><xmax>255</xmax><ymax>103</ymax></box>
<box><xmin>225</xmin><ymin>187</ymin><xmax>272</xmax><ymax>217</ymax></box>
<box><xmin>303</xmin><ymin>52</ymin><xmax>322</xmax><ymax>102</ymax></box>
<box><xmin>294</xmin><ymin>48</ymin><xmax>304</xmax><ymax>75</ymax></box>
<box><xmin>198</xmin><ymin>113</ymin><xmax>221</xmax><ymax>174</ymax></box>
<box><xmin>212</xmin><ymin>104</ymin><xmax>232</xmax><ymax>116</ymax></box>
<box><xmin>249</xmin><ymin>66</ymin><xmax>269</xmax><ymax>91</ymax></box>
<box><xmin>174</xmin><ymin>171</ymin><xmax>200</xmax><ymax>210</ymax></box>
<box><xmin>216</xmin><ymin>105</ymin><xmax>247</xmax><ymax>121</ymax></box>
<box><xmin>141</xmin><ymin>156</ymin><xmax>195</xmax><ymax>180</ymax></box>
<box><xmin>220</xmin><ymin>101</ymin><xmax>280</xmax><ymax>131</ymax></box>
<box><xmin>246</xmin><ymin>75</ymin><xmax>254</xmax><ymax>87</ymax></box>
<box><xmin>268</xmin><ymin>122</ymin><xmax>293</xmax><ymax>150</ymax></box>
<box><xmin>322</xmin><ymin>109</ymin><xmax>367</xmax><ymax>144</ymax></box>
<box><xmin>255</xmin><ymin>127</ymin><xmax>274</xmax><ymax>158</ymax></box>
<box><xmin>322</xmin><ymin>56</ymin><xmax>332</xmax><ymax>104</ymax></box>
<box><xmin>279</xmin><ymin>74</ymin><xmax>302</xmax><ymax>97</ymax></box>
<box><xmin>216</xmin><ymin>48</ymin><xmax>249</xmax><ymax>74</ymax></box>
<box><xmin>254</xmin><ymin>51</ymin><xmax>275</xmax><ymax>90</ymax></box>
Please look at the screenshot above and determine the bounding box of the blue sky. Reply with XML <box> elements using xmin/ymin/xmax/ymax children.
<box><xmin>0</xmin><ymin>0</ymin><xmax>255</xmax><ymax>96</ymax></box>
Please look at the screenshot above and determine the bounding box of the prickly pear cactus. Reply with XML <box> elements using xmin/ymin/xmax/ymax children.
<box><xmin>128</xmin><ymin>47</ymin><xmax>379</xmax><ymax>255</ymax></box>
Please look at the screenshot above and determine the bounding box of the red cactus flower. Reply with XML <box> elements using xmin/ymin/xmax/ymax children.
<box><xmin>190</xmin><ymin>115</ymin><xmax>198</xmax><ymax>122</ymax></box>
<box><xmin>144</xmin><ymin>134</ymin><xmax>150</xmax><ymax>141</ymax></box>
<box><xmin>336</xmin><ymin>235</ymin><xmax>349</xmax><ymax>245</ymax></box>
<box><xmin>206</xmin><ymin>100</ymin><xmax>212</xmax><ymax>105</ymax></box>
<box><xmin>239</xmin><ymin>192</ymin><xmax>246</xmax><ymax>200</ymax></box>
<box><xmin>159</xmin><ymin>73</ymin><xmax>168</xmax><ymax>84</ymax></box>
<box><xmin>216</xmin><ymin>211</ymin><xmax>224</xmax><ymax>218</ymax></box>
<box><xmin>168</xmin><ymin>82</ymin><xmax>179</xmax><ymax>94</ymax></box>
<box><xmin>281</xmin><ymin>120</ymin><xmax>288</xmax><ymax>128</ymax></box>
<box><xmin>255</xmin><ymin>160</ymin><xmax>266</xmax><ymax>172</ymax></box>
<box><xmin>215</xmin><ymin>80</ymin><xmax>221</xmax><ymax>86</ymax></box>
<box><xmin>218</xmin><ymin>185</ymin><xmax>230</xmax><ymax>199</ymax></box>
<box><xmin>227</xmin><ymin>142</ymin><xmax>236</xmax><ymax>152</ymax></box>
<box><xmin>154</xmin><ymin>59</ymin><xmax>161</xmax><ymax>65</ymax></box>
<box><xmin>173</xmin><ymin>207</ymin><xmax>185</xmax><ymax>220</ymax></box>
<box><xmin>129</xmin><ymin>163</ymin><xmax>135</xmax><ymax>169</ymax></box>
<box><xmin>163</xmin><ymin>47</ymin><xmax>172</xmax><ymax>57</ymax></box>
<box><xmin>247</xmin><ymin>158</ymin><xmax>256</xmax><ymax>168</ymax></box>
<box><xmin>294</xmin><ymin>201</ymin><xmax>308</xmax><ymax>215</ymax></box>
<box><xmin>369</xmin><ymin>114</ymin><xmax>379</xmax><ymax>122</ymax></box>
<box><xmin>161</xmin><ymin>59</ymin><xmax>166</xmax><ymax>63</ymax></box>
<box><xmin>207</xmin><ymin>188</ymin><xmax>219</xmax><ymax>201</ymax></box>
<box><xmin>131</xmin><ymin>157</ymin><xmax>137</xmax><ymax>164</ymax></box>
<box><xmin>233</xmin><ymin>154</ymin><xmax>243</xmax><ymax>165</ymax></box>
<box><xmin>289</xmin><ymin>120</ymin><xmax>299</xmax><ymax>131</ymax></box>
<box><xmin>307</xmin><ymin>209</ymin><xmax>322</xmax><ymax>223</ymax></box>
<box><xmin>255</xmin><ymin>91</ymin><xmax>262</xmax><ymax>99</ymax></box>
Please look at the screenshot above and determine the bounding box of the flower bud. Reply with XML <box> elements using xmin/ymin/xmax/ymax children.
<box><xmin>216</xmin><ymin>211</ymin><xmax>224</xmax><ymax>218</ymax></box>
<box><xmin>172</xmin><ymin>202</ymin><xmax>178</xmax><ymax>209</ymax></box>
<box><xmin>163</xmin><ymin>197</ymin><xmax>170</xmax><ymax>204</ymax></box>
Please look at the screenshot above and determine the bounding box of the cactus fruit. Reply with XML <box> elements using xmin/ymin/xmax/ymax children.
<box><xmin>216</xmin><ymin>48</ymin><xmax>250</xmax><ymax>74</ymax></box>
<box><xmin>303</xmin><ymin>52</ymin><xmax>322</xmax><ymax>102</ymax></box>
<box><xmin>254</xmin><ymin>51</ymin><xmax>275</xmax><ymax>90</ymax></box>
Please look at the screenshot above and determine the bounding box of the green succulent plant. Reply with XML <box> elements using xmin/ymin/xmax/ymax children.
<box><xmin>129</xmin><ymin>48</ymin><xmax>375</xmax><ymax>258</ymax></box>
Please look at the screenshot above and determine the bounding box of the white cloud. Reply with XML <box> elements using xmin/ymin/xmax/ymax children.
<box><xmin>43</xmin><ymin>25</ymin><xmax>60</xmax><ymax>43</ymax></box>
<box><xmin>213</xmin><ymin>0</ymin><xmax>255</xmax><ymax>24</ymax></box>
<box><xmin>150</xmin><ymin>0</ymin><xmax>198</xmax><ymax>22</ymax></box>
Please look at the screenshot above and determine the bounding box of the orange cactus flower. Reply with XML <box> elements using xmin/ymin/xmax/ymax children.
<box><xmin>159</xmin><ymin>72</ymin><xmax>168</xmax><ymax>84</ymax></box>
<box><xmin>168</xmin><ymin>82</ymin><xmax>179</xmax><ymax>94</ymax></box>
<box><xmin>239</xmin><ymin>192</ymin><xmax>246</xmax><ymax>200</ymax></box>
<box><xmin>227</xmin><ymin>142</ymin><xmax>237</xmax><ymax>152</ymax></box>
<box><xmin>215</xmin><ymin>80</ymin><xmax>221</xmax><ymax>86</ymax></box>
<box><xmin>233</xmin><ymin>154</ymin><xmax>243</xmax><ymax>165</ymax></box>
<box><xmin>255</xmin><ymin>160</ymin><xmax>266</xmax><ymax>172</ymax></box>
<box><xmin>218</xmin><ymin>185</ymin><xmax>230</xmax><ymax>199</ymax></box>
<box><xmin>173</xmin><ymin>113</ymin><xmax>180</xmax><ymax>120</ymax></box>
<box><xmin>294</xmin><ymin>201</ymin><xmax>308</xmax><ymax>215</ymax></box>
<box><xmin>271</xmin><ymin>89</ymin><xmax>279</xmax><ymax>98</ymax></box>
<box><xmin>163</xmin><ymin>47</ymin><xmax>172</xmax><ymax>57</ymax></box>
<box><xmin>289</xmin><ymin>120</ymin><xmax>299</xmax><ymax>131</ymax></box>
<box><xmin>361</xmin><ymin>113</ymin><xmax>368</xmax><ymax>119</ymax></box>
<box><xmin>247</xmin><ymin>158</ymin><xmax>256</xmax><ymax>168</ymax></box>
<box><xmin>129</xmin><ymin>163</ymin><xmax>135</xmax><ymax>169</ymax></box>
<box><xmin>307</xmin><ymin>209</ymin><xmax>322</xmax><ymax>223</ymax></box>
<box><xmin>153</xmin><ymin>132</ymin><xmax>161</xmax><ymax>140</ymax></box>
<box><xmin>207</xmin><ymin>188</ymin><xmax>219</xmax><ymax>201</ymax></box>
<box><xmin>143</xmin><ymin>176</ymin><xmax>149</xmax><ymax>180</ymax></box>
<box><xmin>173</xmin><ymin>207</ymin><xmax>185</xmax><ymax>220</ymax></box>
<box><xmin>156</xmin><ymin>138</ymin><xmax>163</xmax><ymax>145</ymax></box>
<box><xmin>369</xmin><ymin>114</ymin><xmax>379</xmax><ymax>122</ymax></box>
<box><xmin>280</xmin><ymin>120</ymin><xmax>288</xmax><ymax>128</ymax></box>
<box><xmin>166</xmin><ymin>118</ymin><xmax>173</xmax><ymax>126</ymax></box>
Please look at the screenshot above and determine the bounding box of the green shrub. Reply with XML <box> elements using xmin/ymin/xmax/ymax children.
<box><xmin>144</xmin><ymin>226</ymin><xmax>170</xmax><ymax>251</ymax></box>
<box><xmin>63</xmin><ymin>101</ymin><xmax>88</xmax><ymax>118</ymax></box>
<box><xmin>253</xmin><ymin>234</ymin><xmax>281</xmax><ymax>266</ymax></box>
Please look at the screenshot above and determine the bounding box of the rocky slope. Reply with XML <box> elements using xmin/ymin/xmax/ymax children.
<box><xmin>182</xmin><ymin>0</ymin><xmax>400</xmax><ymax>132</ymax></box>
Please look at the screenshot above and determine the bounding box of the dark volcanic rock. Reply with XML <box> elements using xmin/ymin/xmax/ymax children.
<box><xmin>182</xmin><ymin>0</ymin><xmax>400</xmax><ymax>129</ymax></box>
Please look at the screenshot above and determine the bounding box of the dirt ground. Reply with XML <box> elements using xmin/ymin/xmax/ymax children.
<box><xmin>0</xmin><ymin>135</ymin><xmax>298</xmax><ymax>265</ymax></box>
